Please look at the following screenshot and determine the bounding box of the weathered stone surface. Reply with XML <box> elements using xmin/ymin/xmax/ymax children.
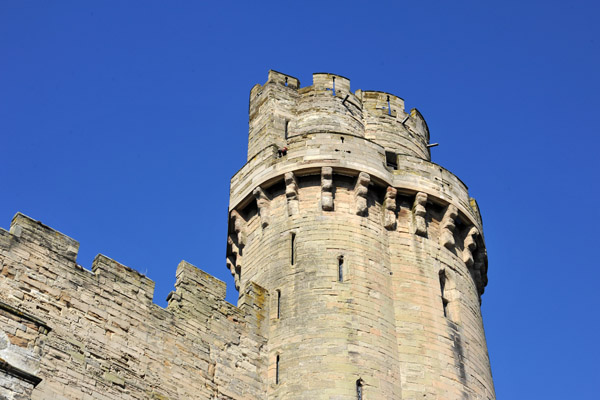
<box><xmin>284</xmin><ymin>172</ymin><xmax>299</xmax><ymax>216</ymax></box>
<box><xmin>0</xmin><ymin>214</ymin><xmax>267</xmax><ymax>400</ymax></box>
<box><xmin>321</xmin><ymin>167</ymin><xmax>334</xmax><ymax>211</ymax></box>
<box><xmin>1</xmin><ymin>70</ymin><xmax>494</xmax><ymax>400</ymax></box>
<box><xmin>253</xmin><ymin>186</ymin><xmax>270</xmax><ymax>228</ymax></box>
<box><xmin>412</xmin><ymin>192</ymin><xmax>428</xmax><ymax>236</ymax></box>
<box><xmin>354</xmin><ymin>172</ymin><xmax>370</xmax><ymax>216</ymax></box>
<box><xmin>230</xmin><ymin>209</ymin><xmax>246</xmax><ymax>248</ymax></box>
<box><xmin>440</xmin><ymin>204</ymin><xmax>459</xmax><ymax>249</ymax></box>
<box><xmin>383</xmin><ymin>186</ymin><xmax>397</xmax><ymax>230</ymax></box>
<box><xmin>463</xmin><ymin>226</ymin><xmax>480</xmax><ymax>267</ymax></box>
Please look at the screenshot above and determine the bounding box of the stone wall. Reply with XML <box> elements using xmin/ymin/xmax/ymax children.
<box><xmin>0</xmin><ymin>70</ymin><xmax>495</xmax><ymax>400</ymax></box>
<box><xmin>0</xmin><ymin>213</ymin><xmax>267</xmax><ymax>400</ymax></box>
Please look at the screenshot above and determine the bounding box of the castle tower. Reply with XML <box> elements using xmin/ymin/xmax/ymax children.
<box><xmin>227</xmin><ymin>71</ymin><xmax>494</xmax><ymax>399</ymax></box>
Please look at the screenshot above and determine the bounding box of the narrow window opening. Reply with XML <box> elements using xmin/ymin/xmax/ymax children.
<box><xmin>276</xmin><ymin>355</ymin><xmax>280</xmax><ymax>385</ymax></box>
<box><xmin>442</xmin><ymin>298</ymin><xmax>449</xmax><ymax>318</ymax></box>
<box><xmin>285</xmin><ymin>77</ymin><xmax>288</xmax><ymax>86</ymax></box>
<box><xmin>340</xmin><ymin>136</ymin><xmax>344</xmax><ymax>143</ymax></box>
<box><xmin>284</xmin><ymin>120</ymin><xmax>289</xmax><ymax>139</ymax></box>
<box><xmin>356</xmin><ymin>379</ymin><xmax>363</xmax><ymax>400</ymax></box>
<box><xmin>386</xmin><ymin>151</ymin><xmax>398</xmax><ymax>170</ymax></box>
<box><xmin>276</xmin><ymin>290</ymin><xmax>281</xmax><ymax>319</ymax></box>
<box><xmin>338</xmin><ymin>256</ymin><xmax>344</xmax><ymax>282</ymax></box>
<box><xmin>439</xmin><ymin>270</ymin><xmax>448</xmax><ymax>318</ymax></box>
<box><xmin>290</xmin><ymin>233</ymin><xmax>296</xmax><ymax>265</ymax></box>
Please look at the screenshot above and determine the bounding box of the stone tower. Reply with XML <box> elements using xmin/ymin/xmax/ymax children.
<box><xmin>226</xmin><ymin>71</ymin><xmax>494</xmax><ymax>399</ymax></box>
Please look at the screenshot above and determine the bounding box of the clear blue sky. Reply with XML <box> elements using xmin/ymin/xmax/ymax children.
<box><xmin>1</xmin><ymin>1</ymin><xmax>598</xmax><ymax>398</ymax></box>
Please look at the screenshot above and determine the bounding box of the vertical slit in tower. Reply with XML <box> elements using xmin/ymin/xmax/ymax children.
<box><xmin>356</xmin><ymin>379</ymin><xmax>363</xmax><ymax>400</ymax></box>
<box><xmin>276</xmin><ymin>355</ymin><xmax>280</xmax><ymax>385</ymax></box>
<box><xmin>338</xmin><ymin>256</ymin><xmax>344</xmax><ymax>282</ymax></box>
<box><xmin>290</xmin><ymin>233</ymin><xmax>296</xmax><ymax>266</ymax></box>
<box><xmin>439</xmin><ymin>270</ymin><xmax>449</xmax><ymax>318</ymax></box>
<box><xmin>277</xmin><ymin>289</ymin><xmax>281</xmax><ymax>319</ymax></box>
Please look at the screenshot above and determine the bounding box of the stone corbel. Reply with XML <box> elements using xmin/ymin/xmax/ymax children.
<box><xmin>463</xmin><ymin>227</ymin><xmax>479</xmax><ymax>267</ymax></box>
<box><xmin>354</xmin><ymin>172</ymin><xmax>370</xmax><ymax>216</ymax></box>
<box><xmin>226</xmin><ymin>256</ymin><xmax>241</xmax><ymax>291</ymax></box>
<box><xmin>285</xmin><ymin>172</ymin><xmax>299</xmax><ymax>216</ymax></box>
<box><xmin>412</xmin><ymin>192</ymin><xmax>428</xmax><ymax>236</ymax></box>
<box><xmin>473</xmin><ymin>247</ymin><xmax>487</xmax><ymax>297</ymax></box>
<box><xmin>252</xmin><ymin>186</ymin><xmax>270</xmax><ymax>228</ymax></box>
<box><xmin>440</xmin><ymin>204</ymin><xmax>458</xmax><ymax>249</ymax></box>
<box><xmin>230</xmin><ymin>210</ymin><xmax>246</xmax><ymax>248</ymax></box>
<box><xmin>383</xmin><ymin>186</ymin><xmax>397</xmax><ymax>230</ymax></box>
<box><xmin>321</xmin><ymin>167</ymin><xmax>334</xmax><ymax>211</ymax></box>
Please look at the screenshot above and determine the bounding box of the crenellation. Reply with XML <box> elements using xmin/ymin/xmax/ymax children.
<box><xmin>91</xmin><ymin>254</ymin><xmax>155</xmax><ymax>304</ymax></box>
<box><xmin>173</xmin><ymin>260</ymin><xmax>227</xmax><ymax>303</ymax></box>
<box><xmin>9</xmin><ymin>213</ymin><xmax>79</xmax><ymax>264</ymax></box>
<box><xmin>248</xmin><ymin>71</ymin><xmax>300</xmax><ymax>161</ymax></box>
<box><xmin>311</xmin><ymin>72</ymin><xmax>351</xmax><ymax>94</ymax></box>
<box><xmin>267</xmin><ymin>70</ymin><xmax>300</xmax><ymax>89</ymax></box>
<box><xmin>406</xmin><ymin>108</ymin><xmax>430</xmax><ymax>142</ymax></box>
<box><xmin>0</xmin><ymin>212</ymin><xmax>269</xmax><ymax>400</ymax></box>
<box><xmin>358</xmin><ymin>90</ymin><xmax>406</xmax><ymax>116</ymax></box>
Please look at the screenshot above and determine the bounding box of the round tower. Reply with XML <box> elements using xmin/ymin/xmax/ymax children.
<box><xmin>227</xmin><ymin>70</ymin><xmax>494</xmax><ymax>399</ymax></box>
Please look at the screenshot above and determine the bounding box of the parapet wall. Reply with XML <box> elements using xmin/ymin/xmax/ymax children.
<box><xmin>247</xmin><ymin>70</ymin><xmax>431</xmax><ymax>162</ymax></box>
<box><xmin>0</xmin><ymin>213</ymin><xmax>268</xmax><ymax>400</ymax></box>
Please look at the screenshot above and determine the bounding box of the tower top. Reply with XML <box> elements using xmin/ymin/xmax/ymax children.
<box><xmin>231</xmin><ymin>70</ymin><xmax>488</xmax><ymax>298</ymax></box>
<box><xmin>247</xmin><ymin>70</ymin><xmax>431</xmax><ymax>162</ymax></box>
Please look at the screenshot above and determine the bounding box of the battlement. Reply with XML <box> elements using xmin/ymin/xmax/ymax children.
<box><xmin>1</xmin><ymin>213</ymin><xmax>266</xmax><ymax>317</ymax></box>
<box><xmin>310</xmin><ymin>72</ymin><xmax>351</xmax><ymax>93</ymax></box>
<box><xmin>247</xmin><ymin>71</ymin><xmax>432</xmax><ymax>161</ymax></box>
<box><xmin>8</xmin><ymin>213</ymin><xmax>79</xmax><ymax>264</ymax></box>
<box><xmin>0</xmin><ymin>213</ymin><xmax>268</xmax><ymax>399</ymax></box>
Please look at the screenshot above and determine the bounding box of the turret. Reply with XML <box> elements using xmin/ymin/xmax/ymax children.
<box><xmin>228</xmin><ymin>71</ymin><xmax>494</xmax><ymax>399</ymax></box>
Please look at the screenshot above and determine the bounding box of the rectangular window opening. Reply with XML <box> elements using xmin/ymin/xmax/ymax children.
<box><xmin>338</xmin><ymin>256</ymin><xmax>344</xmax><ymax>282</ymax></box>
<box><xmin>284</xmin><ymin>120</ymin><xmax>289</xmax><ymax>139</ymax></box>
<box><xmin>276</xmin><ymin>355</ymin><xmax>280</xmax><ymax>385</ymax></box>
<box><xmin>356</xmin><ymin>379</ymin><xmax>363</xmax><ymax>400</ymax></box>
<box><xmin>385</xmin><ymin>151</ymin><xmax>398</xmax><ymax>170</ymax></box>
